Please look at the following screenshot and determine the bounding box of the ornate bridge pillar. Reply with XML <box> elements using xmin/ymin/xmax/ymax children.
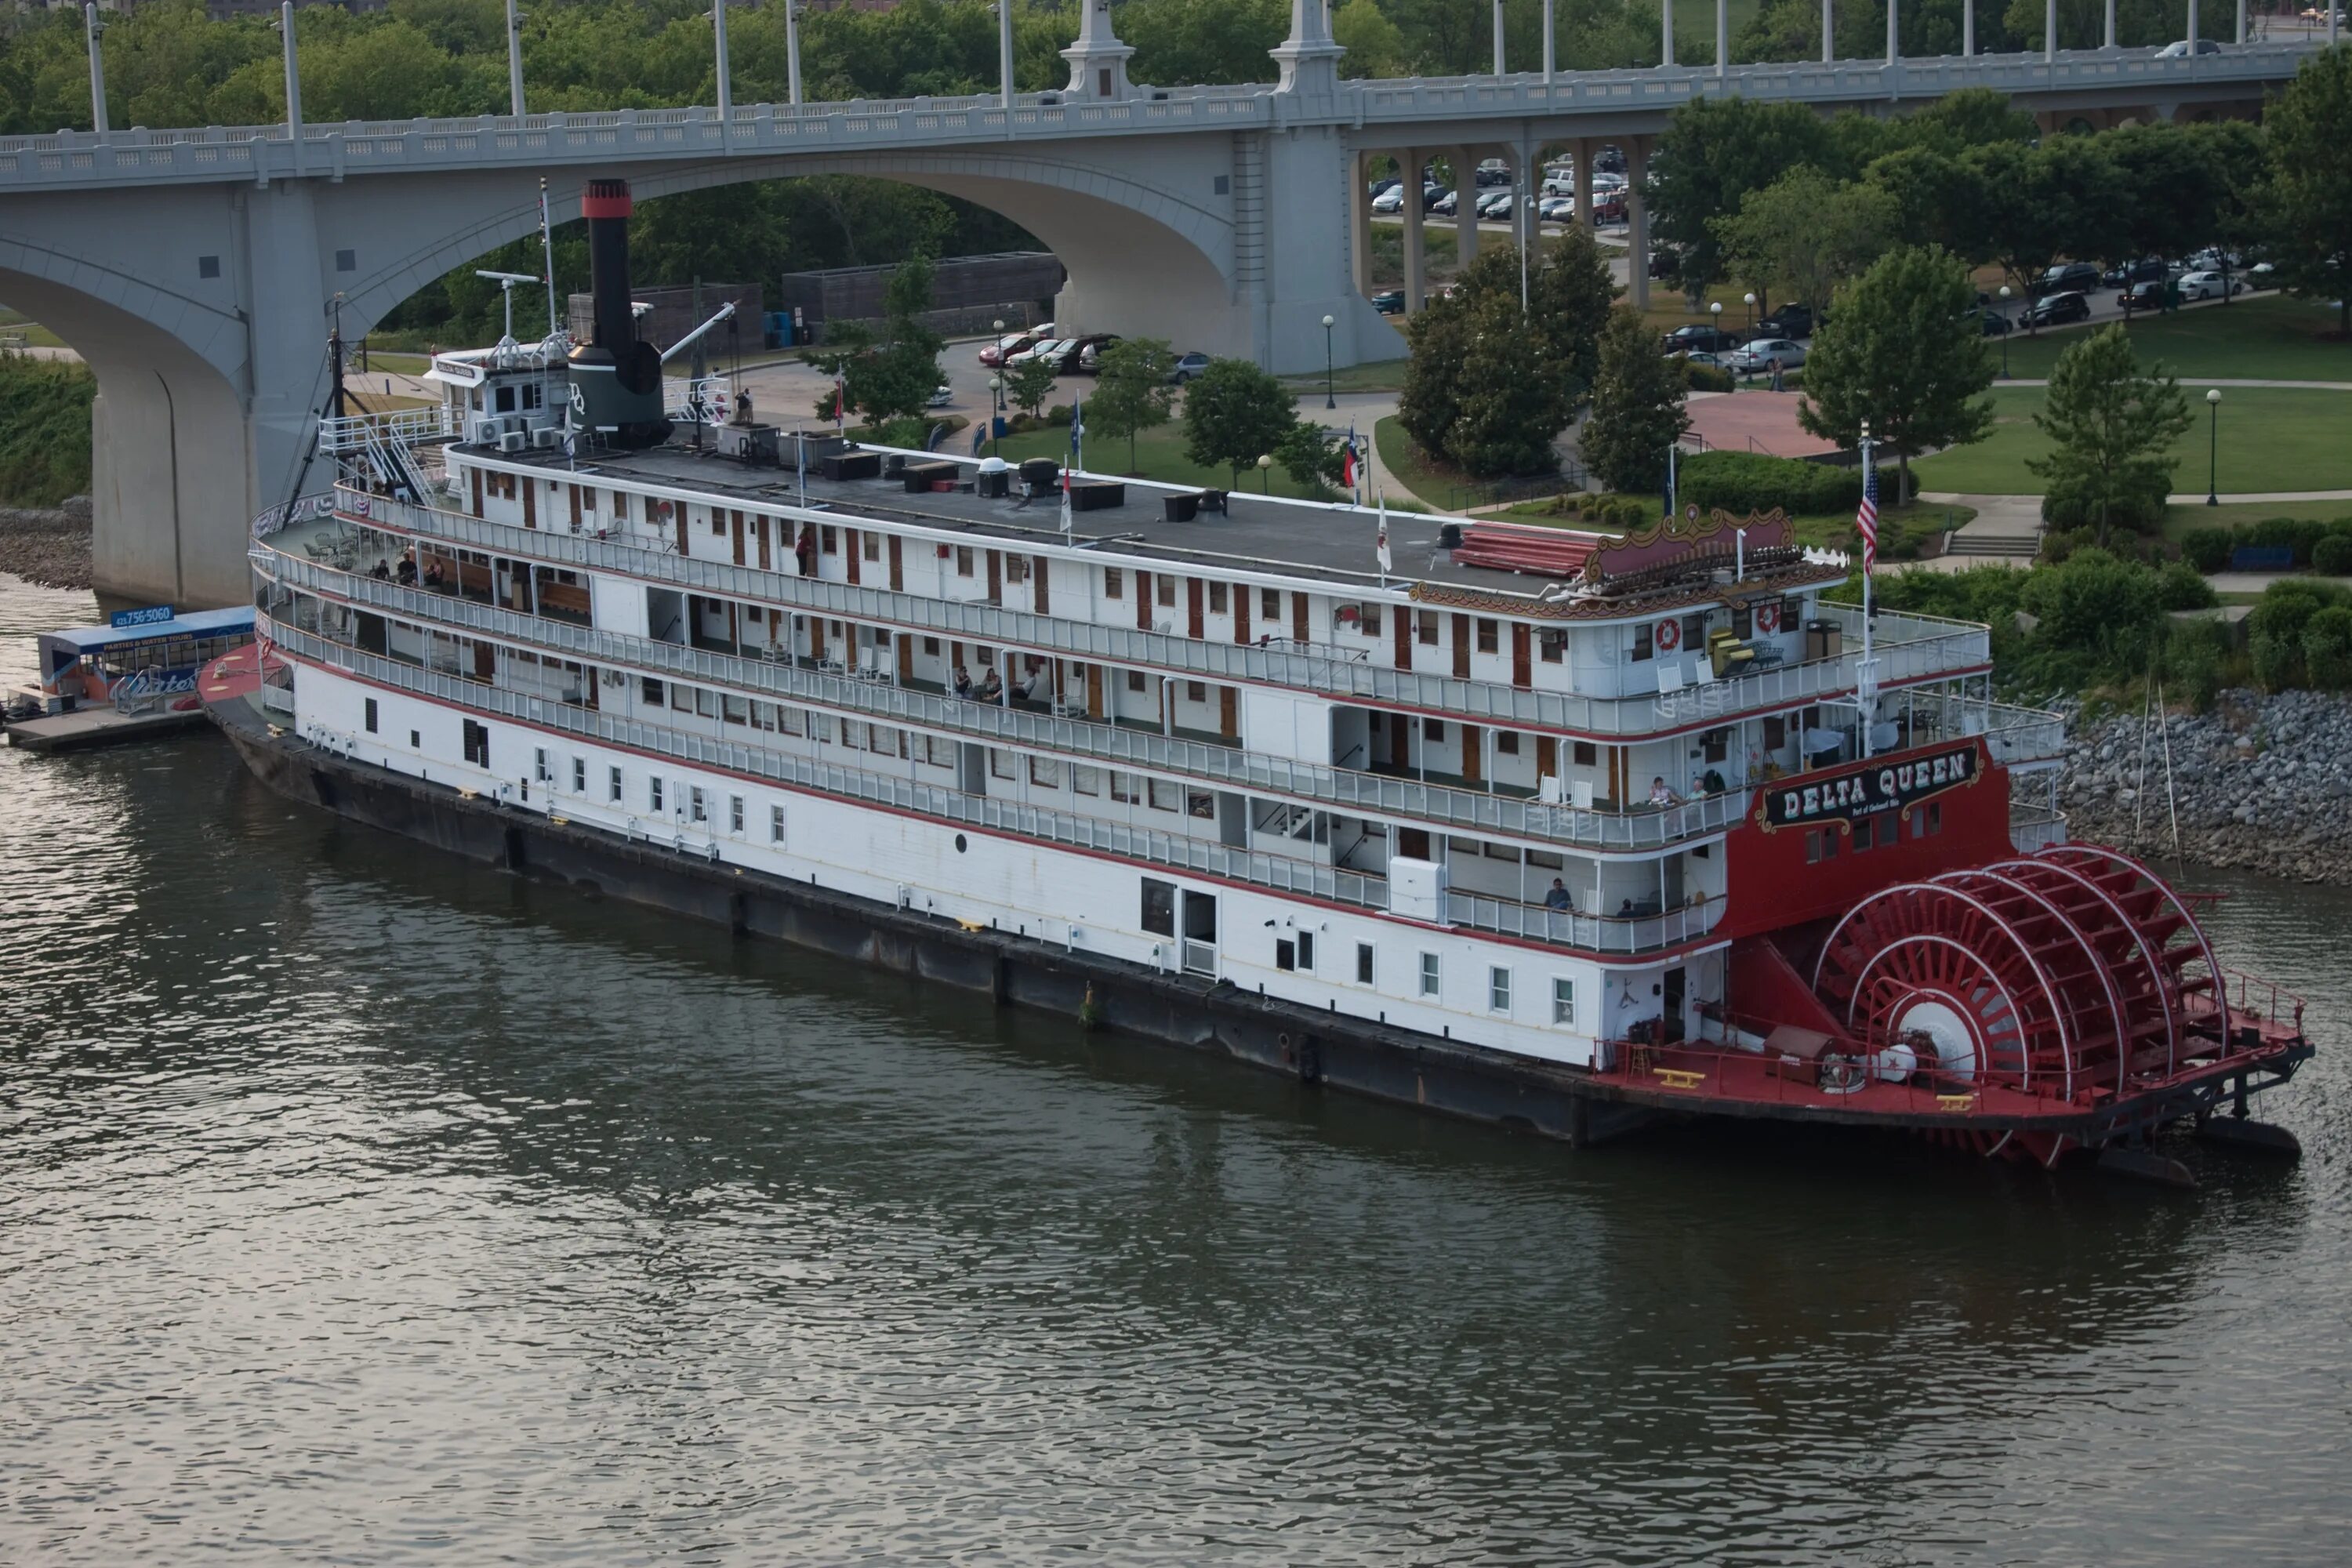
<box><xmin>1062</xmin><ymin>0</ymin><xmax>1138</xmax><ymax>100</ymax></box>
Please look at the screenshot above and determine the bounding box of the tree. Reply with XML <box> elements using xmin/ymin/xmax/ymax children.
<box><xmin>2261</xmin><ymin>45</ymin><xmax>2352</xmax><ymax>337</ymax></box>
<box><xmin>1864</xmin><ymin>147</ymin><xmax>1997</xmax><ymax>266</ymax></box>
<box><xmin>1446</xmin><ymin>290</ymin><xmax>1576</xmax><ymax>476</ymax></box>
<box><xmin>1005</xmin><ymin>355</ymin><xmax>1059</xmax><ymax>420</ymax></box>
<box><xmin>1580</xmin><ymin>304</ymin><xmax>1690</xmax><ymax>497</ymax></box>
<box><xmin>2024</xmin><ymin>325</ymin><xmax>2192</xmax><ymax>543</ymax></box>
<box><xmin>800</xmin><ymin>252</ymin><xmax>943</xmax><ymax>429</ymax></box>
<box><xmin>1181</xmin><ymin>357</ymin><xmax>1297</xmax><ymax>488</ymax></box>
<box><xmin>1331</xmin><ymin>0</ymin><xmax>1407</xmax><ymax>77</ymax></box>
<box><xmin>1275</xmin><ymin>420</ymin><xmax>1345</xmax><ymax>494</ymax></box>
<box><xmin>1646</xmin><ymin>97</ymin><xmax>1835</xmax><ymax>297</ymax></box>
<box><xmin>1798</xmin><ymin>245</ymin><xmax>1995</xmax><ymax>502</ymax></box>
<box><xmin>1397</xmin><ymin>234</ymin><xmax>1606</xmax><ymax>478</ymax></box>
<box><xmin>1713</xmin><ymin>166</ymin><xmax>1896</xmax><ymax>325</ymax></box>
<box><xmin>1965</xmin><ymin>134</ymin><xmax>2123</xmax><ymax>325</ymax></box>
<box><xmin>1088</xmin><ymin>336</ymin><xmax>1177</xmax><ymax>471</ymax></box>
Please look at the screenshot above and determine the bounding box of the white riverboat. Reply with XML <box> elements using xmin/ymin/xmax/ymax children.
<box><xmin>216</xmin><ymin>179</ymin><xmax>2308</xmax><ymax>1175</ymax></box>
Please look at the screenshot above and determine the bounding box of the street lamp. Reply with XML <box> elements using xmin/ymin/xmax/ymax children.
<box><xmin>1322</xmin><ymin>313</ymin><xmax>1337</xmax><ymax>410</ymax></box>
<box><xmin>1998</xmin><ymin>285</ymin><xmax>2013</xmax><ymax>378</ymax></box>
<box><xmin>988</xmin><ymin>373</ymin><xmax>1005</xmax><ymax>458</ymax></box>
<box><xmin>2206</xmin><ymin>387</ymin><xmax>2222</xmax><ymax>506</ymax></box>
<box><xmin>1710</xmin><ymin>299</ymin><xmax>1726</xmax><ymax>388</ymax></box>
<box><xmin>1743</xmin><ymin>291</ymin><xmax>1756</xmax><ymax>336</ymax></box>
<box><xmin>1258</xmin><ymin>452</ymin><xmax>1274</xmax><ymax>493</ymax></box>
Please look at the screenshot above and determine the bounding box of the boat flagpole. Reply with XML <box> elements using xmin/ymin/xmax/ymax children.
<box><xmin>1857</xmin><ymin>420</ymin><xmax>1880</xmax><ymax>758</ymax></box>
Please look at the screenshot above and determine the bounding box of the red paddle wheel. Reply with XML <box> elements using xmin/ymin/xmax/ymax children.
<box><xmin>1810</xmin><ymin>844</ymin><xmax>2225</xmax><ymax>1106</ymax></box>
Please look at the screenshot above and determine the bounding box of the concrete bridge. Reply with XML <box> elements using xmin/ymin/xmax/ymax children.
<box><xmin>0</xmin><ymin>0</ymin><xmax>2321</xmax><ymax>607</ymax></box>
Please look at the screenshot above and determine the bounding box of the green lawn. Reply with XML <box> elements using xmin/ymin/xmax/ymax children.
<box><xmin>1911</xmin><ymin>383</ymin><xmax>2352</xmax><ymax>497</ymax></box>
<box><xmin>1994</xmin><ymin>295</ymin><xmax>2351</xmax><ymax>383</ymax></box>
<box><xmin>1282</xmin><ymin>358</ymin><xmax>1410</xmax><ymax>395</ymax></box>
<box><xmin>355</xmin><ymin>350</ymin><xmax>430</xmax><ymax>376</ymax></box>
<box><xmin>989</xmin><ymin>423</ymin><xmax>1335</xmax><ymax>502</ymax></box>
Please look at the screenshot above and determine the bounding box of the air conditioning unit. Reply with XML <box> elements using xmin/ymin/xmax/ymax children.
<box><xmin>532</xmin><ymin>426</ymin><xmax>562</xmax><ymax>449</ymax></box>
<box><xmin>470</xmin><ymin>418</ymin><xmax>500</xmax><ymax>445</ymax></box>
<box><xmin>497</xmin><ymin>431</ymin><xmax>527</xmax><ymax>453</ymax></box>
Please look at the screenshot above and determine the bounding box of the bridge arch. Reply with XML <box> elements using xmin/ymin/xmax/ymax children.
<box><xmin>339</xmin><ymin>147</ymin><xmax>1245</xmax><ymax>362</ymax></box>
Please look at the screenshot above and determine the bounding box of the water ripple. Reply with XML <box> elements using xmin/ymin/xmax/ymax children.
<box><xmin>2</xmin><ymin>573</ymin><xmax>2347</xmax><ymax>1566</ymax></box>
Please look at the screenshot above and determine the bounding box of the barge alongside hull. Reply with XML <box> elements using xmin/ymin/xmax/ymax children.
<box><xmin>211</xmin><ymin>690</ymin><xmax>2308</xmax><ymax>1167</ymax></box>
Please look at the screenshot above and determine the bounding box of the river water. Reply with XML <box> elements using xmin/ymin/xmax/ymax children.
<box><xmin>2</xmin><ymin>572</ymin><xmax>2347</xmax><ymax>1566</ymax></box>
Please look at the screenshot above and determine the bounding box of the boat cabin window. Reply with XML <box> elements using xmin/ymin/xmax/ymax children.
<box><xmin>1632</xmin><ymin>624</ymin><xmax>1653</xmax><ymax>661</ymax></box>
<box><xmin>495</xmin><ymin>385</ymin><xmax>517</xmax><ymax>413</ymax></box>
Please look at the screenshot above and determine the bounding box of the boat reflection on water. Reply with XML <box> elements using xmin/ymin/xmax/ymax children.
<box><xmin>0</xmin><ymin>648</ymin><xmax>2345</xmax><ymax>1563</ymax></box>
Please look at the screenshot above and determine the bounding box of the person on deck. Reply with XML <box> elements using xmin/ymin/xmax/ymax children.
<box><xmin>953</xmin><ymin>666</ymin><xmax>975</xmax><ymax>699</ymax></box>
<box><xmin>1544</xmin><ymin>880</ymin><xmax>1574</xmax><ymax>911</ymax></box>
<box><xmin>1650</xmin><ymin>775</ymin><xmax>1680</xmax><ymax>808</ymax></box>
<box><xmin>977</xmin><ymin>668</ymin><xmax>1004</xmax><ymax>702</ymax></box>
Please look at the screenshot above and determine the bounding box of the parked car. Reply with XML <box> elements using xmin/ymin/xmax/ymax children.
<box><xmin>1588</xmin><ymin>192</ymin><xmax>1628</xmax><ymax>223</ymax></box>
<box><xmin>1004</xmin><ymin>336</ymin><xmax>1072</xmax><ymax>368</ymax></box>
<box><xmin>1726</xmin><ymin>338</ymin><xmax>1807</xmax><ymax>373</ymax></box>
<box><xmin>1074</xmin><ymin>334</ymin><xmax>1123</xmax><ymax>372</ymax></box>
<box><xmin>928</xmin><ymin>384</ymin><xmax>953</xmax><ymax>408</ymax></box>
<box><xmin>1661</xmin><ymin>325</ymin><xmax>1740</xmax><ymax>355</ymax></box>
<box><xmin>2118</xmin><ymin>280</ymin><xmax>2169</xmax><ymax>312</ymax></box>
<box><xmin>1475</xmin><ymin>189</ymin><xmax>1515</xmax><ymax>220</ymax></box>
<box><xmin>1371</xmin><ymin>289</ymin><xmax>1405</xmax><ymax>315</ymax></box>
<box><xmin>1595</xmin><ymin>146</ymin><xmax>1627</xmax><ymax>174</ymax></box>
<box><xmin>1473</xmin><ymin>162</ymin><xmax>1512</xmax><ymax>187</ymax></box>
<box><xmin>2033</xmin><ymin>262</ymin><xmax>2102</xmax><ymax>297</ymax></box>
<box><xmin>978</xmin><ymin>327</ymin><xmax>1053</xmax><ymax>367</ymax></box>
<box><xmin>1164</xmin><ymin>350</ymin><xmax>1211</xmax><ymax>384</ymax></box>
<box><xmin>1542</xmin><ymin>170</ymin><xmax>1574</xmax><ymax>197</ymax></box>
<box><xmin>2156</xmin><ymin>38</ymin><xmax>2223</xmax><ymax>55</ymax></box>
<box><xmin>1755</xmin><ymin>303</ymin><xmax>1815</xmax><ymax>339</ymax></box>
<box><xmin>2177</xmin><ymin>270</ymin><xmax>2251</xmax><ymax>301</ymax></box>
<box><xmin>1428</xmin><ymin>189</ymin><xmax>1460</xmax><ymax>216</ymax></box>
<box><xmin>1649</xmin><ymin>244</ymin><xmax>1682</xmax><ymax>281</ymax></box>
<box><xmin>2022</xmin><ymin>291</ymin><xmax>2092</xmax><ymax>327</ymax></box>
<box><xmin>1680</xmin><ymin>351</ymin><xmax>1730</xmax><ymax>371</ymax></box>
<box><xmin>2101</xmin><ymin>257</ymin><xmax>2171</xmax><ymax>288</ymax></box>
<box><xmin>1370</xmin><ymin>184</ymin><xmax>1407</xmax><ymax>213</ymax></box>
<box><xmin>1538</xmin><ymin>195</ymin><xmax>1575</xmax><ymax>223</ymax></box>
<box><xmin>1590</xmin><ymin>172</ymin><xmax>1629</xmax><ymax>194</ymax></box>
<box><xmin>1961</xmin><ymin>305</ymin><xmax>2013</xmax><ymax>336</ymax></box>
<box><xmin>1367</xmin><ymin>177</ymin><xmax>1399</xmax><ymax>200</ymax></box>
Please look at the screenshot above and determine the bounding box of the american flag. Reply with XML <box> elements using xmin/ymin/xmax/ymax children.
<box><xmin>1857</xmin><ymin>445</ymin><xmax>1879</xmax><ymax>570</ymax></box>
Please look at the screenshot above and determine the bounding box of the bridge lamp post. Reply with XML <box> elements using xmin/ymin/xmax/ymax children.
<box><xmin>2205</xmin><ymin>388</ymin><xmax>2221</xmax><ymax>506</ymax></box>
<box><xmin>1322</xmin><ymin>314</ymin><xmax>1337</xmax><ymax>409</ymax></box>
<box><xmin>989</xmin><ymin>376</ymin><xmax>1005</xmax><ymax>457</ymax></box>
<box><xmin>788</xmin><ymin>0</ymin><xmax>805</xmax><ymax>108</ymax></box>
<box><xmin>1258</xmin><ymin>453</ymin><xmax>1274</xmax><ymax>494</ymax></box>
<box><xmin>82</xmin><ymin>4</ymin><xmax>108</xmax><ymax>136</ymax></box>
<box><xmin>505</xmin><ymin>0</ymin><xmax>525</xmax><ymax>118</ymax></box>
<box><xmin>1998</xmin><ymin>285</ymin><xmax>2013</xmax><ymax>377</ymax></box>
<box><xmin>710</xmin><ymin>0</ymin><xmax>734</xmax><ymax>130</ymax></box>
<box><xmin>275</xmin><ymin>4</ymin><xmax>304</xmax><ymax>165</ymax></box>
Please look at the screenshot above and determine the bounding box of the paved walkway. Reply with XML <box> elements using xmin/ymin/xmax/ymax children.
<box><xmin>1683</xmin><ymin>389</ymin><xmax>1836</xmax><ymax>459</ymax></box>
<box><xmin>1998</xmin><ymin>377</ymin><xmax>2352</xmax><ymax>390</ymax></box>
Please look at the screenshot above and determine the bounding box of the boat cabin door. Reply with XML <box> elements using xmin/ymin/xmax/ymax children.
<box><xmin>1181</xmin><ymin>891</ymin><xmax>1218</xmax><ymax>977</ymax></box>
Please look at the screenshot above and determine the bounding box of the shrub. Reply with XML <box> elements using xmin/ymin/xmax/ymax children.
<box><xmin>1682</xmin><ymin>362</ymin><xmax>1734</xmax><ymax>394</ymax></box>
<box><xmin>2245</xmin><ymin>514</ymin><xmax>2328</xmax><ymax>564</ymax></box>
<box><xmin>2180</xmin><ymin>526</ymin><xmax>2233</xmax><ymax>574</ymax></box>
<box><xmin>2303</xmin><ymin>605</ymin><xmax>2352</xmax><ymax>688</ymax></box>
<box><xmin>2158</xmin><ymin>618</ymin><xmax>2234</xmax><ymax>711</ymax></box>
<box><xmin>2312</xmin><ymin>535</ymin><xmax>2352</xmax><ymax>576</ymax></box>
<box><xmin>2157</xmin><ymin>560</ymin><xmax>2218</xmax><ymax>611</ymax></box>
<box><xmin>1677</xmin><ymin>450</ymin><xmax>1863</xmax><ymax>517</ymax></box>
<box><xmin>2247</xmin><ymin>579</ymin><xmax>2345</xmax><ymax>690</ymax></box>
<box><xmin>0</xmin><ymin>353</ymin><xmax>95</xmax><ymax>507</ymax></box>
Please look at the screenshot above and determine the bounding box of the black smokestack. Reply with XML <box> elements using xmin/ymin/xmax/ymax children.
<box><xmin>583</xmin><ymin>178</ymin><xmax>639</xmax><ymax>368</ymax></box>
<box><xmin>568</xmin><ymin>177</ymin><xmax>670</xmax><ymax>448</ymax></box>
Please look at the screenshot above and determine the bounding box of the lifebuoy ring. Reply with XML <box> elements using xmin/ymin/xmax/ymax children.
<box><xmin>1754</xmin><ymin>601</ymin><xmax>1780</xmax><ymax>634</ymax></box>
<box><xmin>1656</xmin><ymin>618</ymin><xmax>1682</xmax><ymax>651</ymax></box>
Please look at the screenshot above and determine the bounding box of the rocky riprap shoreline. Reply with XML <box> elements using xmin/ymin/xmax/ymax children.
<box><xmin>0</xmin><ymin>499</ymin><xmax>93</xmax><ymax>590</ymax></box>
<box><xmin>2056</xmin><ymin>688</ymin><xmax>2352</xmax><ymax>886</ymax></box>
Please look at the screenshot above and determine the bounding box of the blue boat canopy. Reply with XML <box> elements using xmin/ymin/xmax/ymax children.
<box><xmin>40</xmin><ymin>607</ymin><xmax>256</xmax><ymax>670</ymax></box>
